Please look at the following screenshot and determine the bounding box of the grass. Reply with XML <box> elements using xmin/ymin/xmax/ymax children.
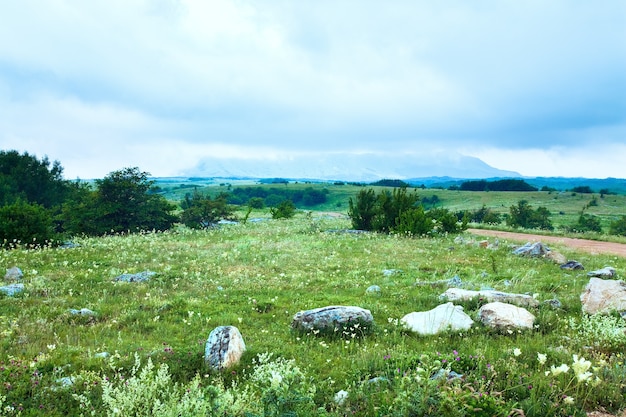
<box><xmin>2</xmin><ymin>211</ymin><xmax>626</xmax><ymax>415</ymax></box>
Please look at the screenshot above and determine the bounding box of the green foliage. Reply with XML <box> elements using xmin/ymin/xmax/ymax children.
<box><xmin>270</xmin><ymin>200</ymin><xmax>296</xmax><ymax>219</ymax></box>
<box><xmin>347</xmin><ymin>188</ymin><xmax>377</xmax><ymax>230</ymax></box>
<box><xmin>228</xmin><ymin>186</ymin><xmax>327</xmax><ymax>208</ymax></box>
<box><xmin>507</xmin><ymin>200</ymin><xmax>553</xmax><ymax>230</ymax></box>
<box><xmin>0</xmin><ymin>150</ymin><xmax>68</xmax><ymax>208</ymax></box>
<box><xmin>369</xmin><ymin>179</ymin><xmax>410</xmax><ymax>188</ymax></box>
<box><xmin>463</xmin><ymin>205</ymin><xmax>502</xmax><ymax>225</ymax></box>
<box><xmin>570</xmin><ymin>186</ymin><xmax>594</xmax><ymax>194</ymax></box>
<box><xmin>180</xmin><ymin>191</ymin><xmax>234</xmax><ymax>229</ymax></box>
<box><xmin>61</xmin><ymin>167</ymin><xmax>177</xmax><ymax>236</ymax></box>
<box><xmin>460</xmin><ymin>179</ymin><xmax>538</xmax><ymax>192</ymax></box>
<box><xmin>567</xmin><ymin>212</ymin><xmax>602</xmax><ymax>233</ymax></box>
<box><xmin>0</xmin><ymin>200</ymin><xmax>57</xmax><ymax>248</ymax></box>
<box><xmin>609</xmin><ymin>215</ymin><xmax>626</xmax><ymax>236</ymax></box>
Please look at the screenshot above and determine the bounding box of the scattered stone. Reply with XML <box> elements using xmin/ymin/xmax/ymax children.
<box><xmin>401</xmin><ymin>302</ymin><xmax>474</xmax><ymax>336</ymax></box>
<box><xmin>59</xmin><ymin>241</ymin><xmax>80</xmax><ymax>249</ymax></box>
<box><xmin>94</xmin><ymin>352</ymin><xmax>110</xmax><ymax>359</ymax></box>
<box><xmin>478</xmin><ymin>240</ymin><xmax>489</xmax><ymax>248</ymax></box>
<box><xmin>216</xmin><ymin>286</ymin><xmax>224</xmax><ymax>291</ymax></box>
<box><xmin>334</xmin><ymin>390</ymin><xmax>349</xmax><ymax>405</ymax></box>
<box><xmin>56</xmin><ymin>376</ymin><xmax>75</xmax><ymax>388</ymax></box>
<box><xmin>365</xmin><ymin>285</ymin><xmax>381</xmax><ymax>295</ymax></box>
<box><xmin>4</xmin><ymin>267</ymin><xmax>23</xmax><ymax>282</ymax></box>
<box><xmin>581</xmin><ymin>278</ymin><xmax>626</xmax><ymax>315</ymax></box>
<box><xmin>543</xmin><ymin>298</ymin><xmax>562</xmax><ymax>309</ymax></box>
<box><xmin>560</xmin><ymin>261</ymin><xmax>584</xmax><ymax>271</ymax></box>
<box><xmin>382</xmin><ymin>269</ymin><xmax>402</xmax><ymax>277</ymax></box>
<box><xmin>415</xmin><ymin>275</ymin><xmax>463</xmax><ymax>288</ymax></box>
<box><xmin>205</xmin><ymin>326</ymin><xmax>246</xmax><ymax>371</ymax></box>
<box><xmin>114</xmin><ymin>271</ymin><xmax>156</xmax><ymax>282</ymax></box>
<box><xmin>440</xmin><ymin>288</ymin><xmax>540</xmax><ymax>308</ymax></box>
<box><xmin>478</xmin><ymin>302</ymin><xmax>536</xmax><ymax>330</ymax></box>
<box><xmin>367</xmin><ymin>376</ymin><xmax>390</xmax><ymax>385</ymax></box>
<box><xmin>291</xmin><ymin>306</ymin><xmax>374</xmax><ymax>334</ymax></box>
<box><xmin>0</xmin><ymin>283</ymin><xmax>24</xmax><ymax>297</ymax></box>
<box><xmin>512</xmin><ymin>242</ymin><xmax>550</xmax><ymax>257</ymax></box>
<box><xmin>545</xmin><ymin>250</ymin><xmax>567</xmax><ymax>265</ymax></box>
<box><xmin>430</xmin><ymin>368</ymin><xmax>464</xmax><ymax>381</ymax></box>
<box><xmin>587</xmin><ymin>267</ymin><xmax>616</xmax><ymax>278</ymax></box>
<box><xmin>69</xmin><ymin>308</ymin><xmax>96</xmax><ymax>316</ymax></box>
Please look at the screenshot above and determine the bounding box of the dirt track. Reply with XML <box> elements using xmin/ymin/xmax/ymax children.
<box><xmin>468</xmin><ymin>229</ymin><xmax>626</xmax><ymax>258</ymax></box>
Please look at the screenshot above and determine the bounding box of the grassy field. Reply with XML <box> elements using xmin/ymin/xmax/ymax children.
<box><xmin>2</xmin><ymin>211</ymin><xmax>626</xmax><ymax>416</ymax></box>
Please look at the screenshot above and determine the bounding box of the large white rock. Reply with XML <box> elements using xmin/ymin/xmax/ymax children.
<box><xmin>205</xmin><ymin>326</ymin><xmax>246</xmax><ymax>371</ymax></box>
<box><xmin>478</xmin><ymin>302</ymin><xmax>535</xmax><ymax>330</ymax></box>
<box><xmin>291</xmin><ymin>306</ymin><xmax>373</xmax><ymax>333</ymax></box>
<box><xmin>581</xmin><ymin>278</ymin><xmax>626</xmax><ymax>315</ymax></box>
<box><xmin>441</xmin><ymin>288</ymin><xmax>539</xmax><ymax>308</ymax></box>
<box><xmin>401</xmin><ymin>302</ymin><xmax>474</xmax><ymax>335</ymax></box>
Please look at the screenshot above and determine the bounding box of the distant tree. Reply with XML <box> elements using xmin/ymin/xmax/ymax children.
<box><xmin>180</xmin><ymin>191</ymin><xmax>234</xmax><ymax>229</ymax></box>
<box><xmin>348</xmin><ymin>189</ymin><xmax>378</xmax><ymax>230</ymax></box>
<box><xmin>370</xmin><ymin>179</ymin><xmax>410</xmax><ymax>188</ymax></box>
<box><xmin>247</xmin><ymin>197</ymin><xmax>265</xmax><ymax>209</ymax></box>
<box><xmin>610</xmin><ymin>216</ymin><xmax>626</xmax><ymax>236</ymax></box>
<box><xmin>507</xmin><ymin>200</ymin><xmax>553</xmax><ymax>230</ymax></box>
<box><xmin>270</xmin><ymin>200</ymin><xmax>296</xmax><ymax>219</ymax></box>
<box><xmin>569</xmin><ymin>212</ymin><xmax>602</xmax><ymax>233</ymax></box>
<box><xmin>571</xmin><ymin>186</ymin><xmax>594</xmax><ymax>194</ymax></box>
<box><xmin>460</xmin><ymin>179</ymin><xmax>537</xmax><ymax>192</ymax></box>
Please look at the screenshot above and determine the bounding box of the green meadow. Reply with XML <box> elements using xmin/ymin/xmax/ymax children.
<box><xmin>2</xmin><ymin>200</ymin><xmax>626</xmax><ymax>415</ymax></box>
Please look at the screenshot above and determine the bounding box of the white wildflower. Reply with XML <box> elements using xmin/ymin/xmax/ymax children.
<box><xmin>334</xmin><ymin>390</ymin><xmax>348</xmax><ymax>405</ymax></box>
<box><xmin>550</xmin><ymin>364</ymin><xmax>570</xmax><ymax>376</ymax></box>
<box><xmin>513</xmin><ymin>348</ymin><xmax>521</xmax><ymax>357</ymax></box>
<box><xmin>537</xmin><ymin>353</ymin><xmax>547</xmax><ymax>365</ymax></box>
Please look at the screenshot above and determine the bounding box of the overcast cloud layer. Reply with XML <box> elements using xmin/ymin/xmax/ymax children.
<box><xmin>1</xmin><ymin>1</ymin><xmax>625</xmax><ymax>179</ymax></box>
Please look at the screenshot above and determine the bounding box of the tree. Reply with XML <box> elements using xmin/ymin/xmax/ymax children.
<box><xmin>0</xmin><ymin>200</ymin><xmax>57</xmax><ymax>248</ymax></box>
<box><xmin>610</xmin><ymin>216</ymin><xmax>626</xmax><ymax>236</ymax></box>
<box><xmin>348</xmin><ymin>189</ymin><xmax>378</xmax><ymax>230</ymax></box>
<box><xmin>0</xmin><ymin>150</ymin><xmax>68</xmax><ymax>208</ymax></box>
<box><xmin>507</xmin><ymin>200</ymin><xmax>553</xmax><ymax>230</ymax></box>
<box><xmin>180</xmin><ymin>191</ymin><xmax>234</xmax><ymax>229</ymax></box>
<box><xmin>270</xmin><ymin>200</ymin><xmax>296</xmax><ymax>219</ymax></box>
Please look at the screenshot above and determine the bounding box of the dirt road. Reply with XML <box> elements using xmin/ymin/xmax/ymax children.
<box><xmin>468</xmin><ymin>229</ymin><xmax>626</xmax><ymax>258</ymax></box>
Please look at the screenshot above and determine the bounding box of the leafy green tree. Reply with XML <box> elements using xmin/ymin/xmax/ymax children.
<box><xmin>0</xmin><ymin>200</ymin><xmax>57</xmax><ymax>248</ymax></box>
<box><xmin>395</xmin><ymin>206</ymin><xmax>431</xmax><ymax>236</ymax></box>
<box><xmin>507</xmin><ymin>200</ymin><xmax>553</xmax><ymax>230</ymax></box>
<box><xmin>348</xmin><ymin>188</ymin><xmax>378</xmax><ymax>230</ymax></box>
<box><xmin>180</xmin><ymin>191</ymin><xmax>234</xmax><ymax>229</ymax></box>
<box><xmin>0</xmin><ymin>150</ymin><xmax>68</xmax><ymax>208</ymax></box>
<box><xmin>570</xmin><ymin>213</ymin><xmax>602</xmax><ymax>233</ymax></box>
<box><xmin>270</xmin><ymin>200</ymin><xmax>296</xmax><ymax>219</ymax></box>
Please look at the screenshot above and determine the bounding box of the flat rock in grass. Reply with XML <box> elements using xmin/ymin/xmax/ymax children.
<box><xmin>0</xmin><ymin>283</ymin><xmax>24</xmax><ymax>297</ymax></box>
<box><xmin>291</xmin><ymin>306</ymin><xmax>373</xmax><ymax>334</ymax></box>
<box><xmin>114</xmin><ymin>270</ymin><xmax>156</xmax><ymax>282</ymax></box>
<box><xmin>478</xmin><ymin>302</ymin><xmax>535</xmax><ymax>330</ymax></box>
<box><xmin>561</xmin><ymin>261</ymin><xmax>584</xmax><ymax>271</ymax></box>
<box><xmin>401</xmin><ymin>302</ymin><xmax>474</xmax><ymax>335</ymax></box>
<box><xmin>587</xmin><ymin>267</ymin><xmax>616</xmax><ymax>278</ymax></box>
<box><xmin>4</xmin><ymin>267</ymin><xmax>23</xmax><ymax>282</ymax></box>
<box><xmin>365</xmin><ymin>285</ymin><xmax>381</xmax><ymax>295</ymax></box>
<box><xmin>69</xmin><ymin>308</ymin><xmax>96</xmax><ymax>316</ymax></box>
<box><xmin>440</xmin><ymin>288</ymin><xmax>539</xmax><ymax>308</ymax></box>
<box><xmin>581</xmin><ymin>278</ymin><xmax>626</xmax><ymax>315</ymax></box>
<box><xmin>545</xmin><ymin>250</ymin><xmax>567</xmax><ymax>265</ymax></box>
<box><xmin>205</xmin><ymin>326</ymin><xmax>246</xmax><ymax>371</ymax></box>
<box><xmin>512</xmin><ymin>242</ymin><xmax>550</xmax><ymax>257</ymax></box>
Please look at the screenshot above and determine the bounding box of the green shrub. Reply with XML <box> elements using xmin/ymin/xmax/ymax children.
<box><xmin>609</xmin><ymin>215</ymin><xmax>626</xmax><ymax>236</ymax></box>
<box><xmin>270</xmin><ymin>200</ymin><xmax>296</xmax><ymax>219</ymax></box>
<box><xmin>0</xmin><ymin>200</ymin><xmax>57</xmax><ymax>248</ymax></box>
<box><xmin>180</xmin><ymin>191</ymin><xmax>234</xmax><ymax>229</ymax></box>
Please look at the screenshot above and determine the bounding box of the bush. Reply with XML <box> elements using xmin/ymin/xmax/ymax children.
<box><xmin>507</xmin><ymin>200</ymin><xmax>553</xmax><ymax>230</ymax></box>
<box><xmin>568</xmin><ymin>213</ymin><xmax>602</xmax><ymax>233</ymax></box>
<box><xmin>180</xmin><ymin>191</ymin><xmax>234</xmax><ymax>229</ymax></box>
<box><xmin>0</xmin><ymin>200</ymin><xmax>57</xmax><ymax>248</ymax></box>
<box><xmin>270</xmin><ymin>200</ymin><xmax>296</xmax><ymax>219</ymax></box>
<box><xmin>610</xmin><ymin>215</ymin><xmax>626</xmax><ymax>236</ymax></box>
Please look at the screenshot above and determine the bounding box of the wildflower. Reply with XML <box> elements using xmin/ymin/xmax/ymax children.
<box><xmin>563</xmin><ymin>396</ymin><xmax>575</xmax><ymax>405</ymax></box>
<box><xmin>550</xmin><ymin>364</ymin><xmax>570</xmax><ymax>376</ymax></box>
<box><xmin>537</xmin><ymin>353</ymin><xmax>547</xmax><ymax>365</ymax></box>
<box><xmin>572</xmin><ymin>355</ymin><xmax>592</xmax><ymax>382</ymax></box>
<box><xmin>513</xmin><ymin>348</ymin><xmax>522</xmax><ymax>357</ymax></box>
<box><xmin>270</xmin><ymin>370</ymin><xmax>283</xmax><ymax>388</ymax></box>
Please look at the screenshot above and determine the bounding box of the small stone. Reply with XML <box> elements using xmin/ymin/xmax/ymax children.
<box><xmin>543</xmin><ymin>298</ymin><xmax>562</xmax><ymax>309</ymax></box>
<box><xmin>401</xmin><ymin>303</ymin><xmax>474</xmax><ymax>335</ymax></box>
<box><xmin>114</xmin><ymin>271</ymin><xmax>156</xmax><ymax>282</ymax></box>
<box><xmin>365</xmin><ymin>285</ymin><xmax>381</xmax><ymax>295</ymax></box>
<box><xmin>0</xmin><ymin>283</ymin><xmax>24</xmax><ymax>297</ymax></box>
<box><xmin>478</xmin><ymin>302</ymin><xmax>536</xmax><ymax>330</ymax></box>
<box><xmin>512</xmin><ymin>242</ymin><xmax>550</xmax><ymax>257</ymax></box>
<box><xmin>69</xmin><ymin>308</ymin><xmax>96</xmax><ymax>316</ymax></box>
<box><xmin>334</xmin><ymin>390</ymin><xmax>349</xmax><ymax>405</ymax></box>
<box><xmin>291</xmin><ymin>306</ymin><xmax>373</xmax><ymax>334</ymax></box>
<box><xmin>4</xmin><ymin>267</ymin><xmax>23</xmax><ymax>282</ymax></box>
<box><xmin>382</xmin><ymin>269</ymin><xmax>402</xmax><ymax>277</ymax></box>
<box><xmin>94</xmin><ymin>352</ymin><xmax>110</xmax><ymax>359</ymax></box>
<box><xmin>560</xmin><ymin>261</ymin><xmax>584</xmax><ymax>271</ymax></box>
<box><xmin>441</xmin><ymin>288</ymin><xmax>539</xmax><ymax>308</ymax></box>
<box><xmin>587</xmin><ymin>267</ymin><xmax>616</xmax><ymax>278</ymax></box>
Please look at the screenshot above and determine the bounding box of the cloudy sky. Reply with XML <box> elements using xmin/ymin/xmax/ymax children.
<box><xmin>1</xmin><ymin>1</ymin><xmax>625</xmax><ymax>179</ymax></box>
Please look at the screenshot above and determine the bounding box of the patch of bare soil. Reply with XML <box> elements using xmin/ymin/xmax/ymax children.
<box><xmin>468</xmin><ymin>229</ymin><xmax>626</xmax><ymax>258</ymax></box>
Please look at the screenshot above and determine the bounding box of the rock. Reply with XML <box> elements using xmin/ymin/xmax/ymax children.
<box><xmin>478</xmin><ymin>240</ymin><xmax>489</xmax><ymax>248</ymax></box>
<box><xmin>291</xmin><ymin>306</ymin><xmax>373</xmax><ymax>334</ymax></box>
<box><xmin>401</xmin><ymin>302</ymin><xmax>474</xmax><ymax>335</ymax></box>
<box><xmin>365</xmin><ymin>285</ymin><xmax>381</xmax><ymax>295</ymax></box>
<box><xmin>69</xmin><ymin>308</ymin><xmax>96</xmax><ymax>316</ymax></box>
<box><xmin>587</xmin><ymin>267</ymin><xmax>616</xmax><ymax>278</ymax></box>
<box><xmin>334</xmin><ymin>390</ymin><xmax>349</xmax><ymax>405</ymax></box>
<box><xmin>545</xmin><ymin>251</ymin><xmax>567</xmax><ymax>265</ymax></box>
<box><xmin>440</xmin><ymin>288</ymin><xmax>539</xmax><ymax>308</ymax></box>
<box><xmin>59</xmin><ymin>241</ymin><xmax>80</xmax><ymax>249</ymax></box>
<box><xmin>478</xmin><ymin>302</ymin><xmax>536</xmax><ymax>330</ymax></box>
<box><xmin>512</xmin><ymin>242</ymin><xmax>550</xmax><ymax>257</ymax></box>
<box><xmin>4</xmin><ymin>267</ymin><xmax>23</xmax><ymax>282</ymax></box>
<box><xmin>382</xmin><ymin>269</ymin><xmax>402</xmax><ymax>277</ymax></box>
<box><xmin>204</xmin><ymin>326</ymin><xmax>246</xmax><ymax>371</ymax></box>
<box><xmin>430</xmin><ymin>368</ymin><xmax>464</xmax><ymax>381</ymax></box>
<box><xmin>543</xmin><ymin>298</ymin><xmax>562</xmax><ymax>309</ymax></box>
<box><xmin>0</xmin><ymin>283</ymin><xmax>24</xmax><ymax>297</ymax></box>
<box><xmin>94</xmin><ymin>352</ymin><xmax>110</xmax><ymax>359</ymax></box>
<box><xmin>114</xmin><ymin>271</ymin><xmax>156</xmax><ymax>282</ymax></box>
<box><xmin>560</xmin><ymin>261</ymin><xmax>584</xmax><ymax>271</ymax></box>
<box><xmin>415</xmin><ymin>275</ymin><xmax>463</xmax><ymax>288</ymax></box>
<box><xmin>581</xmin><ymin>278</ymin><xmax>626</xmax><ymax>315</ymax></box>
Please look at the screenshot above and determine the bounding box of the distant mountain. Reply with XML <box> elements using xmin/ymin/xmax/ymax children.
<box><xmin>182</xmin><ymin>152</ymin><xmax>520</xmax><ymax>182</ymax></box>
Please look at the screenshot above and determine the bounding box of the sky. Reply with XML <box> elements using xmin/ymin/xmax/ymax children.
<box><xmin>1</xmin><ymin>0</ymin><xmax>625</xmax><ymax>179</ymax></box>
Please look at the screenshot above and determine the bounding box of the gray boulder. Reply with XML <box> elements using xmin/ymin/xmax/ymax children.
<box><xmin>114</xmin><ymin>271</ymin><xmax>156</xmax><ymax>282</ymax></box>
<box><xmin>291</xmin><ymin>306</ymin><xmax>373</xmax><ymax>334</ymax></box>
<box><xmin>0</xmin><ymin>283</ymin><xmax>24</xmax><ymax>297</ymax></box>
<box><xmin>512</xmin><ymin>242</ymin><xmax>550</xmax><ymax>257</ymax></box>
<box><xmin>205</xmin><ymin>326</ymin><xmax>246</xmax><ymax>371</ymax></box>
<box><xmin>69</xmin><ymin>308</ymin><xmax>96</xmax><ymax>316</ymax></box>
<box><xmin>478</xmin><ymin>302</ymin><xmax>536</xmax><ymax>330</ymax></box>
<box><xmin>581</xmin><ymin>278</ymin><xmax>626</xmax><ymax>315</ymax></box>
<box><xmin>4</xmin><ymin>267</ymin><xmax>23</xmax><ymax>282</ymax></box>
<box><xmin>440</xmin><ymin>288</ymin><xmax>539</xmax><ymax>308</ymax></box>
<box><xmin>401</xmin><ymin>303</ymin><xmax>474</xmax><ymax>335</ymax></box>
<box><xmin>365</xmin><ymin>285</ymin><xmax>381</xmax><ymax>296</ymax></box>
<box><xmin>561</xmin><ymin>261</ymin><xmax>584</xmax><ymax>271</ymax></box>
<box><xmin>587</xmin><ymin>267</ymin><xmax>616</xmax><ymax>278</ymax></box>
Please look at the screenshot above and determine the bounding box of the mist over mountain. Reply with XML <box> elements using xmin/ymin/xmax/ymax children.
<box><xmin>182</xmin><ymin>152</ymin><xmax>520</xmax><ymax>182</ymax></box>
